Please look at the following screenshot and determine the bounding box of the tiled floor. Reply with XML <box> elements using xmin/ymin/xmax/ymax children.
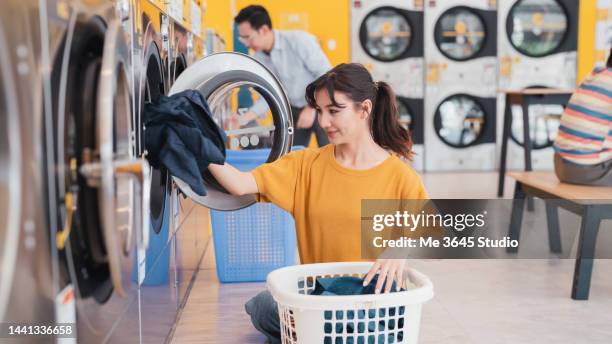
<box><xmin>170</xmin><ymin>173</ymin><xmax>612</xmax><ymax>343</ymax></box>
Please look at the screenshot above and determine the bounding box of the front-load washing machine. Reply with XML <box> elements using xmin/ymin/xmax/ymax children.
<box><xmin>498</xmin><ymin>0</ymin><xmax>579</xmax><ymax>170</ymax></box>
<box><xmin>41</xmin><ymin>0</ymin><xmax>149</xmax><ymax>342</ymax></box>
<box><xmin>351</xmin><ymin>0</ymin><xmax>425</xmax><ymax>170</ymax></box>
<box><xmin>0</xmin><ymin>1</ymin><xmax>57</xmax><ymax>339</ymax></box>
<box><xmin>131</xmin><ymin>0</ymin><xmax>174</xmax><ymax>289</ymax></box>
<box><xmin>425</xmin><ymin>0</ymin><xmax>498</xmax><ymax>171</ymax></box>
<box><xmin>498</xmin><ymin>0</ymin><xmax>578</xmax><ymax>89</ymax></box>
<box><xmin>132</xmin><ymin>2</ymin><xmax>181</xmax><ymax>342</ymax></box>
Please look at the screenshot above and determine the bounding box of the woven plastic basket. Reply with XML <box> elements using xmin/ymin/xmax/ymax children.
<box><xmin>267</xmin><ymin>262</ymin><xmax>434</xmax><ymax>344</ymax></box>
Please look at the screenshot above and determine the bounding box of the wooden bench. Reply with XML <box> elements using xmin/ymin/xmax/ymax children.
<box><xmin>507</xmin><ymin>171</ymin><xmax>612</xmax><ymax>300</ymax></box>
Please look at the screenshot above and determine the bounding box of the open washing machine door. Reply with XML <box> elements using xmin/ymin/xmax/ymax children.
<box><xmin>53</xmin><ymin>15</ymin><xmax>149</xmax><ymax>302</ymax></box>
<box><xmin>169</xmin><ymin>52</ymin><xmax>293</xmax><ymax>211</ymax></box>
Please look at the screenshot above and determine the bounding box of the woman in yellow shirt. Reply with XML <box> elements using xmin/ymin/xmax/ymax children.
<box><xmin>208</xmin><ymin>63</ymin><xmax>428</xmax><ymax>342</ymax></box>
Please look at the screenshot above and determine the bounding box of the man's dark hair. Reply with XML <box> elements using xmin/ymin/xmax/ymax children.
<box><xmin>607</xmin><ymin>47</ymin><xmax>611</xmax><ymax>68</ymax></box>
<box><xmin>234</xmin><ymin>5</ymin><xmax>272</xmax><ymax>30</ymax></box>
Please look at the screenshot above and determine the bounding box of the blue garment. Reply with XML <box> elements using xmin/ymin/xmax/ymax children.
<box><xmin>311</xmin><ymin>275</ymin><xmax>400</xmax><ymax>296</ymax></box>
<box><xmin>144</xmin><ymin>90</ymin><xmax>226</xmax><ymax>196</ymax></box>
<box><xmin>245</xmin><ymin>276</ymin><xmax>404</xmax><ymax>344</ymax></box>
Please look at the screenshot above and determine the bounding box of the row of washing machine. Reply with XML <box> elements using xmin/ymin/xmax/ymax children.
<box><xmin>0</xmin><ymin>0</ymin><xmax>227</xmax><ymax>342</ymax></box>
<box><xmin>351</xmin><ymin>0</ymin><xmax>580</xmax><ymax>171</ymax></box>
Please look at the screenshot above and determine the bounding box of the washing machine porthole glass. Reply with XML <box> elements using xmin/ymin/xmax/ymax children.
<box><xmin>397</xmin><ymin>98</ymin><xmax>413</xmax><ymax>131</ymax></box>
<box><xmin>360</xmin><ymin>7</ymin><xmax>412</xmax><ymax>61</ymax></box>
<box><xmin>434</xmin><ymin>7</ymin><xmax>486</xmax><ymax>61</ymax></box>
<box><xmin>508</xmin><ymin>0</ymin><xmax>568</xmax><ymax>57</ymax></box>
<box><xmin>434</xmin><ymin>94</ymin><xmax>486</xmax><ymax>147</ymax></box>
<box><xmin>207</xmin><ymin>83</ymin><xmax>276</xmax><ymax>150</ymax></box>
<box><xmin>510</xmin><ymin>103</ymin><xmax>562</xmax><ymax>149</ymax></box>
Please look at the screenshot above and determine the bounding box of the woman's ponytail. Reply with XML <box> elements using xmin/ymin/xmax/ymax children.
<box><xmin>370</xmin><ymin>81</ymin><xmax>413</xmax><ymax>160</ymax></box>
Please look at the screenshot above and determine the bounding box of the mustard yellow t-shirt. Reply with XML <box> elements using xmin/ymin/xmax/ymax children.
<box><xmin>252</xmin><ymin>144</ymin><xmax>428</xmax><ymax>264</ymax></box>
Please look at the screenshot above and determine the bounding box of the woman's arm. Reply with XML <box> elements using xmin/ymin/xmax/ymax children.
<box><xmin>207</xmin><ymin>163</ymin><xmax>259</xmax><ymax>196</ymax></box>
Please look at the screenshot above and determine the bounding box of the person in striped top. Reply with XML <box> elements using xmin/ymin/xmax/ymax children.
<box><xmin>553</xmin><ymin>49</ymin><xmax>612</xmax><ymax>186</ymax></box>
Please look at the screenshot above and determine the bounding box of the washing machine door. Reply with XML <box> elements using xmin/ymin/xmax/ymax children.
<box><xmin>359</xmin><ymin>7</ymin><xmax>413</xmax><ymax>61</ymax></box>
<box><xmin>0</xmin><ymin>24</ymin><xmax>21</xmax><ymax>322</ymax></box>
<box><xmin>507</xmin><ymin>0</ymin><xmax>569</xmax><ymax>57</ymax></box>
<box><xmin>169</xmin><ymin>52</ymin><xmax>293</xmax><ymax>210</ymax></box>
<box><xmin>434</xmin><ymin>7</ymin><xmax>488</xmax><ymax>61</ymax></box>
<box><xmin>71</xmin><ymin>18</ymin><xmax>149</xmax><ymax>299</ymax></box>
<box><xmin>96</xmin><ymin>19</ymin><xmax>150</xmax><ymax>297</ymax></box>
<box><xmin>434</xmin><ymin>94</ymin><xmax>487</xmax><ymax>147</ymax></box>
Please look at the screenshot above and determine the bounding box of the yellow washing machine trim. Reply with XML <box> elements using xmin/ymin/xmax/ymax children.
<box><xmin>142</xmin><ymin>0</ymin><xmax>162</xmax><ymax>32</ymax></box>
<box><xmin>577</xmin><ymin>0</ymin><xmax>597</xmax><ymax>84</ymax></box>
<box><xmin>147</xmin><ymin>0</ymin><xmax>167</xmax><ymax>12</ymax></box>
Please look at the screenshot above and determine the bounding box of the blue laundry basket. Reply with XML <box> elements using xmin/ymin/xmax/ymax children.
<box><xmin>211</xmin><ymin>147</ymin><xmax>301</xmax><ymax>283</ymax></box>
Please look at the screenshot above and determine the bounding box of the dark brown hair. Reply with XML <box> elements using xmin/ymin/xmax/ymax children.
<box><xmin>305</xmin><ymin>63</ymin><xmax>413</xmax><ymax>159</ymax></box>
<box><xmin>234</xmin><ymin>5</ymin><xmax>272</xmax><ymax>30</ymax></box>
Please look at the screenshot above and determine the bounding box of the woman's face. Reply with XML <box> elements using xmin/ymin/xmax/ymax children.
<box><xmin>314</xmin><ymin>89</ymin><xmax>372</xmax><ymax>144</ymax></box>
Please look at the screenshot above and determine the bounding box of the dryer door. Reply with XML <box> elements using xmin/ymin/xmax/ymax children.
<box><xmin>169</xmin><ymin>52</ymin><xmax>293</xmax><ymax>210</ymax></box>
<box><xmin>359</xmin><ymin>7</ymin><xmax>413</xmax><ymax>61</ymax></box>
<box><xmin>434</xmin><ymin>94</ymin><xmax>493</xmax><ymax>148</ymax></box>
<box><xmin>434</xmin><ymin>6</ymin><xmax>488</xmax><ymax>61</ymax></box>
<box><xmin>507</xmin><ymin>0</ymin><xmax>569</xmax><ymax>57</ymax></box>
<box><xmin>0</xmin><ymin>24</ymin><xmax>21</xmax><ymax>322</ymax></box>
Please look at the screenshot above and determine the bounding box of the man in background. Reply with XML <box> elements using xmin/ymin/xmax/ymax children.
<box><xmin>233</xmin><ymin>5</ymin><xmax>331</xmax><ymax>147</ymax></box>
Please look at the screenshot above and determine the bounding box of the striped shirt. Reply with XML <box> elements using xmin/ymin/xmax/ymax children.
<box><xmin>553</xmin><ymin>67</ymin><xmax>612</xmax><ymax>165</ymax></box>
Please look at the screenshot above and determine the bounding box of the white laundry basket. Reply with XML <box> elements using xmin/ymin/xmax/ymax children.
<box><xmin>267</xmin><ymin>262</ymin><xmax>433</xmax><ymax>344</ymax></box>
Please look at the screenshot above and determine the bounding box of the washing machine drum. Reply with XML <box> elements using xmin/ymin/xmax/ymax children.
<box><xmin>507</xmin><ymin>0</ymin><xmax>568</xmax><ymax>57</ymax></box>
<box><xmin>360</xmin><ymin>7</ymin><xmax>412</xmax><ymax>61</ymax></box>
<box><xmin>434</xmin><ymin>94</ymin><xmax>486</xmax><ymax>147</ymax></box>
<box><xmin>169</xmin><ymin>52</ymin><xmax>293</xmax><ymax>211</ymax></box>
<box><xmin>435</xmin><ymin>7</ymin><xmax>487</xmax><ymax>61</ymax></box>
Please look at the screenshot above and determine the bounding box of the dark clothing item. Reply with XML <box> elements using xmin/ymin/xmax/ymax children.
<box><xmin>311</xmin><ymin>275</ymin><xmax>400</xmax><ymax>296</ymax></box>
<box><xmin>554</xmin><ymin>153</ymin><xmax>612</xmax><ymax>187</ymax></box>
<box><xmin>245</xmin><ymin>276</ymin><xmax>403</xmax><ymax>344</ymax></box>
<box><xmin>291</xmin><ymin>106</ymin><xmax>329</xmax><ymax>147</ymax></box>
<box><xmin>144</xmin><ymin>90</ymin><xmax>226</xmax><ymax>196</ymax></box>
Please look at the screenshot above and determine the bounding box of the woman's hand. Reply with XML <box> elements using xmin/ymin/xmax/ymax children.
<box><xmin>363</xmin><ymin>259</ymin><xmax>406</xmax><ymax>294</ymax></box>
